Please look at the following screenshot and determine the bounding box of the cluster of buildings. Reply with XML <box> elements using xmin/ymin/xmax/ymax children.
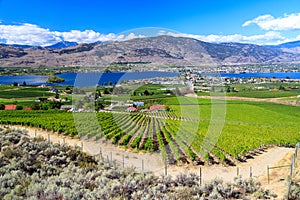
<box><xmin>126</xmin><ymin>104</ymin><xmax>165</xmax><ymax>113</ymax></box>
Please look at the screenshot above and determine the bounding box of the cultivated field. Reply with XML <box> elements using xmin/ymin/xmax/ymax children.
<box><xmin>1</xmin><ymin>97</ymin><xmax>299</xmax><ymax>166</ymax></box>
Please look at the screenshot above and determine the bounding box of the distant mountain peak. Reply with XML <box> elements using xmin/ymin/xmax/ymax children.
<box><xmin>266</xmin><ymin>40</ymin><xmax>300</xmax><ymax>54</ymax></box>
<box><xmin>45</xmin><ymin>41</ymin><xmax>78</xmax><ymax>49</ymax></box>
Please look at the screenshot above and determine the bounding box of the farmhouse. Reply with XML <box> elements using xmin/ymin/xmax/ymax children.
<box><xmin>149</xmin><ymin>105</ymin><xmax>165</xmax><ymax>112</ymax></box>
<box><xmin>60</xmin><ymin>105</ymin><xmax>74</xmax><ymax>111</ymax></box>
<box><xmin>4</xmin><ymin>104</ymin><xmax>16</xmax><ymax>110</ymax></box>
<box><xmin>126</xmin><ymin>106</ymin><xmax>138</xmax><ymax>112</ymax></box>
<box><xmin>25</xmin><ymin>107</ymin><xmax>32</xmax><ymax>110</ymax></box>
<box><xmin>47</xmin><ymin>97</ymin><xmax>60</xmax><ymax>101</ymax></box>
<box><xmin>133</xmin><ymin>102</ymin><xmax>144</xmax><ymax>107</ymax></box>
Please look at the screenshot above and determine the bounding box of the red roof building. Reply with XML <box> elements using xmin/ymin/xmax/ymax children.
<box><xmin>5</xmin><ymin>104</ymin><xmax>16</xmax><ymax>110</ymax></box>
<box><xmin>25</xmin><ymin>107</ymin><xmax>32</xmax><ymax>110</ymax></box>
<box><xmin>149</xmin><ymin>105</ymin><xmax>165</xmax><ymax>112</ymax></box>
<box><xmin>126</xmin><ymin>106</ymin><xmax>138</xmax><ymax>112</ymax></box>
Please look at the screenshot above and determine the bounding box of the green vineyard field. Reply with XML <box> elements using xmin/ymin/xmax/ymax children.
<box><xmin>0</xmin><ymin>98</ymin><xmax>299</xmax><ymax>166</ymax></box>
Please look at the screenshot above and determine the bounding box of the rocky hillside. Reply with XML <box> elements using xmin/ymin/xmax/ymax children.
<box><xmin>0</xmin><ymin>36</ymin><xmax>299</xmax><ymax>67</ymax></box>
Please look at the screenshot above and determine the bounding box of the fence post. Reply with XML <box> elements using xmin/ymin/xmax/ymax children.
<box><xmin>292</xmin><ymin>154</ymin><xmax>295</xmax><ymax>170</ymax></box>
<box><xmin>48</xmin><ymin>134</ymin><xmax>50</xmax><ymax>142</ymax></box>
<box><xmin>142</xmin><ymin>159</ymin><xmax>144</xmax><ymax>171</ymax></box>
<box><xmin>267</xmin><ymin>165</ymin><xmax>270</xmax><ymax>184</ymax></box>
<box><xmin>81</xmin><ymin>142</ymin><xmax>83</xmax><ymax>151</ymax></box>
<box><xmin>110</xmin><ymin>152</ymin><xmax>112</xmax><ymax>163</ymax></box>
<box><xmin>199</xmin><ymin>167</ymin><xmax>202</xmax><ymax>186</ymax></box>
<box><xmin>122</xmin><ymin>155</ymin><xmax>125</xmax><ymax>168</ymax></box>
<box><xmin>237</xmin><ymin>167</ymin><xmax>239</xmax><ymax>176</ymax></box>
<box><xmin>100</xmin><ymin>147</ymin><xmax>102</xmax><ymax>161</ymax></box>
<box><xmin>250</xmin><ymin>166</ymin><xmax>252</xmax><ymax>178</ymax></box>
<box><xmin>287</xmin><ymin>163</ymin><xmax>293</xmax><ymax>199</ymax></box>
<box><xmin>165</xmin><ymin>160</ymin><xmax>168</xmax><ymax>176</ymax></box>
<box><xmin>34</xmin><ymin>130</ymin><xmax>37</xmax><ymax>137</ymax></box>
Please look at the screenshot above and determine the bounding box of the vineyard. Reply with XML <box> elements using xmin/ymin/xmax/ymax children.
<box><xmin>0</xmin><ymin>98</ymin><xmax>300</xmax><ymax>166</ymax></box>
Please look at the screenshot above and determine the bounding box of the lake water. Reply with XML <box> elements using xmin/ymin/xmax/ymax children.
<box><xmin>0</xmin><ymin>71</ymin><xmax>180</xmax><ymax>86</ymax></box>
<box><xmin>220</xmin><ymin>72</ymin><xmax>300</xmax><ymax>79</ymax></box>
<box><xmin>1</xmin><ymin>72</ymin><xmax>299</xmax><ymax>86</ymax></box>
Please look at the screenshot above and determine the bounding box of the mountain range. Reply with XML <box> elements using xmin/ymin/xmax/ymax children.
<box><xmin>0</xmin><ymin>36</ymin><xmax>300</xmax><ymax>68</ymax></box>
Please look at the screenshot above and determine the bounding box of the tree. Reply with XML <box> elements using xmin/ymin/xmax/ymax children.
<box><xmin>103</xmin><ymin>88</ymin><xmax>110</xmax><ymax>94</ymax></box>
<box><xmin>226</xmin><ymin>87</ymin><xmax>231</xmax><ymax>93</ymax></box>
<box><xmin>30</xmin><ymin>102</ymin><xmax>40</xmax><ymax>110</ymax></box>
<box><xmin>0</xmin><ymin>104</ymin><xmax>5</xmax><ymax>110</ymax></box>
<box><xmin>279</xmin><ymin>85</ymin><xmax>285</xmax><ymax>90</ymax></box>
<box><xmin>55</xmin><ymin>92</ymin><xmax>60</xmax><ymax>99</ymax></box>
<box><xmin>49</xmin><ymin>101</ymin><xmax>62</xmax><ymax>109</ymax></box>
<box><xmin>22</xmin><ymin>81</ymin><xmax>27</xmax><ymax>86</ymax></box>
<box><xmin>95</xmin><ymin>102</ymin><xmax>104</xmax><ymax>111</ymax></box>
<box><xmin>16</xmin><ymin>105</ymin><xmax>23</xmax><ymax>110</ymax></box>
<box><xmin>144</xmin><ymin>90</ymin><xmax>150</xmax><ymax>96</ymax></box>
<box><xmin>13</xmin><ymin>82</ymin><xmax>18</xmax><ymax>86</ymax></box>
<box><xmin>165</xmin><ymin>105</ymin><xmax>171</xmax><ymax>112</ymax></box>
<box><xmin>41</xmin><ymin>103</ymin><xmax>49</xmax><ymax>110</ymax></box>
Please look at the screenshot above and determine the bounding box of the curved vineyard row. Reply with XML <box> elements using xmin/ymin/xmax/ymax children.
<box><xmin>0</xmin><ymin>105</ymin><xmax>299</xmax><ymax>166</ymax></box>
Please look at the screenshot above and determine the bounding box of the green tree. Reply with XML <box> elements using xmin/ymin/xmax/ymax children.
<box><xmin>279</xmin><ymin>85</ymin><xmax>285</xmax><ymax>90</ymax></box>
<box><xmin>30</xmin><ymin>102</ymin><xmax>40</xmax><ymax>110</ymax></box>
<box><xmin>55</xmin><ymin>92</ymin><xmax>60</xmax><ymax>99</ymax></box>
<box><xmin>144</xmin><ymin>90</ymin><xmax>150</xmax><ymax>96</ymax></box>
<box><xmin>16</xmin><ymin>105</ymin><xmax>23</xmax><ymax>110</ymax></box>
<box><xmin>103</xmin><ymin>88</ymin><xmax>110</xmax><ymax>94</ymax></box>
<box><xmin>41</xmin><ymin>103</ymin><xmax>49</xmax><ymax>110</ymax></box>
<box><xmin>49</xmin><ymin>101</ymin><xmax>62</xmax><ymax>109</ymax></box>
<box><xmin>0</xmin><ymin>104</ymin><xmax>5</xmax><ymax>110</ymax></box>
<box><xmin>226</xmin><ymin>86</ymin><xmax>231</xmax><ymax>93</ymax></box>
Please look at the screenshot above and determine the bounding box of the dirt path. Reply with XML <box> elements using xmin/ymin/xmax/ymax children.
<box><xmin>7</xmin><ymin>125</ymin><xmax>292</xmax><ymax>175</ymax></box>
<box><xmin>167</xmin><ymin>147</ymin><xmax>292</xmax><ymax>181</ymax></box>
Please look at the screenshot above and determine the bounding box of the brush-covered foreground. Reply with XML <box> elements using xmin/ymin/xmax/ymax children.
<box><xmin>0</xmin><ymin>128</ymin><xmax>279</xmax><ymax>200</ymax></box>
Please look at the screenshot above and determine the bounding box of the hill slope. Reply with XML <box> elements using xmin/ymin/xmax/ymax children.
<box><xmin>0</xmin><ymin>36</ymin><xmax>299</xmax><ymax>67</ymax></box>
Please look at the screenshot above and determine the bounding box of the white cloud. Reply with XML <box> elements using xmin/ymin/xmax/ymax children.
<box><xmin>243</xmin><ymin>13</ymin><xmax>300</xmax><ymax>31</ymax></box>
<box><xmin>0</xmin><ymin>23</ymin><xmax>61</xmax><ymax>46</ymax></box>
<box><xmin>163</xmin><ymin>31</ymin><xmax>287</xmax><ymax>45</ymax></box>
<box><xmin>0</xmin><ymin>22</ymin><xmax>296</xmax><ymax>46</ymax></box>
<box><xmin>0</xmin><ymin>23</ymin><xmax>144</xmax><ymax>46</ymax></box>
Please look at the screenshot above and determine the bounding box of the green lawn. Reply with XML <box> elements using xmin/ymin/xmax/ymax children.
<box><xmin>0</xmin><ymin>87</ymin><xmax>52</xmax><ymax>99</ymax></box>
<box><xmin>226</xmin><ymin>89</ymin><xmax>299</xmax><ymax>98</ymax></box>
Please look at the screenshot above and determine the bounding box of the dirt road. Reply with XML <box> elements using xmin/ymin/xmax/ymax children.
<box><xmin>8</xmin><ymin>125</ymin><xmax>292</xmax><ymax>181</ymax></box>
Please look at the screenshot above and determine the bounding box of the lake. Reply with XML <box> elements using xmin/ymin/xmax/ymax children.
<box><xmin>0</xmin><ymin>71</ymin><xmax>180</xmax><ymax>86</ymax></box>
<box><xmin>220</xmin><ymin>72</ymin><xmax>300</xmax><ymax>79</ymax></box>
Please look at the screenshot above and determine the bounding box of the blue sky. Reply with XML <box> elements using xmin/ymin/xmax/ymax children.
<box><xmin>0</xmin><ymin>0</ymin><xmax>300</xmax><ymax>46</ymax></box>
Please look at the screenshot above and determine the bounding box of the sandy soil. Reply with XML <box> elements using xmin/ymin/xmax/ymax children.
<box><xmin>4</xmin><ymin>125</ymin><xmax>294</xmax><ymax>198</ymax></box>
